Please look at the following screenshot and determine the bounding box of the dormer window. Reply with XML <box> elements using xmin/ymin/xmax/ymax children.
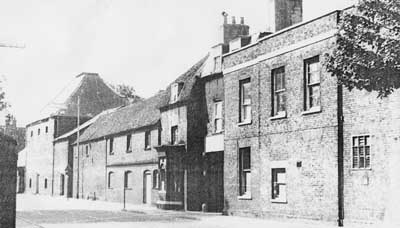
<box><xmin>170</xmin><ymin>82</ymin><xmax>184</xmax><ymax>104</ymax></box>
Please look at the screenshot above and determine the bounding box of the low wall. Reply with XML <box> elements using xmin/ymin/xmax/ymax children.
<box><xmin>0</xmin><ymin>133</ymin><xmax>17</xmax><ymax>228</ymax></box>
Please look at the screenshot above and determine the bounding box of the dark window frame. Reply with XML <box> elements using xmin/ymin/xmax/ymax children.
<box><xmin>108</xmin><ymin>138</ymin><xmax>114</xmax><ymax>155</ymax></box>
<box><xmin>145</xmin><ymin>131</ymin><xmax>151</xmax><ymax>150</ymax></box>
<box><xmin>271</xmin><ymin>67</ymin><xmax>286</xmax><ymax>116</ymax></box>
<box><xmin>126</xmin><ymin>134</ymin><xmax>132</xmax><ymax>153</ymax></box>
<box><xmin>271</xmin><ymin>168</ymin><xmax>287</xmax><ymax>203</ymax></box>
<box><xmin>304</xmin><ymin>56</ymin><xmax>321</xmax><ymax>111</ymax></box>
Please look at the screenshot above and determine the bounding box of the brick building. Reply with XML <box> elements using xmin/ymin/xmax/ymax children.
<box><xmin>24</xmin><ymin>72</ymin><xmax>127</xmax><ymax>196</ymax></box>
<box><xmin>221</xmin><ymin>0</ymin><xmax>400</xmax><ymax>225</ymax></box>
<box><xmin>70</xmin><ymin>91</ymin><xmax>168</xmax><ymax>205</ymax></box>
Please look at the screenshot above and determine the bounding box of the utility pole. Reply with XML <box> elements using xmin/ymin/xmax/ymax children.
<box><xmin>76</xmin><ymin>96</ymin><xmax>80</xmax><ymax>198</ymax></box>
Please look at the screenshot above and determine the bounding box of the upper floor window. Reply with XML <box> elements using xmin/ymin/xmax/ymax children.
<box><xmin>239</xmin><ymin>78</ymin><xmax>251</xmax><ymax>123</ymax></box>
<box><xmin>85</xmin><ymin>145</ymin><xmax>89</xmax><ymax>157</ymax></box>
<box><xmin>352</xmin><ymin>135</ymin><xmax>371</xmax><ymax>169</ymax></box>
<box><xmin>145</xmin><ymin>131</ymin><xmax>151</xmax><ymax>150</ymax></box>
<box><xmin>214</xmin><ymin>101</ymin><xmax>223</xmax><ymax>133</ymax></box>
<box><xmin>38</xmin><ymin>128</ymin><xmax>40</xmax><ymax>135</ymax></box>
<box><xmin>45</xmin><ymin>126</ymin><xmax>48</xmax><ymax>133</ymax></box>
<box><xmin>170</xmin><ymin>82</ymin><xmax>184</xmax><ymax>103</ymax></box>
<box><xmin>126</xmin><ymin>135</ymin><xmax>132</xmax><ymax>153</ymax></box>
<box><xmin>304</xmin><ymin>56</ymin><xmax>321</xmax><ymax>111</ymax></box>
<box><xmin>31</xmin><ymin>131</ymin><xmax>33</xmax><ymax>137</ymax></box>
<box><xmin>272</xmin><ymin>67</ymin><xmax>286</xmax><ymax>116</ymax></box>
<box><xmin>171</xmin><ymin>126</ymin><xmax>178</xmax><ymax>145</ymax></box>
<box><xmin>44</xmin><ymin>178</ymin><xmax>48</xmax><ymax>189</ymax></box>
<box><xmin>158</xmin><ymin>128</ymin><xmax>162</xmax><ymax>146</ymax></box>
<box><xmin>108</xmin><ymin>138</ymin><xmax>114</xmax><ymax>155</ymax></box>
<box><xmin>153</xmin><ymin>170</ymin><xmax>160</xmax><ymax>189</ymax></box>
<box><xmin>239</xmin><ymin>147</ymin><xmax>251</xmax><ymax>197</ymax></box>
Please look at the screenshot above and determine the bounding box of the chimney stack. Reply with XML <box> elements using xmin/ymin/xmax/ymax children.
<box><xmin>267</xmin><ymin>0</ymin><xmax>303</xmax><ymax>32</ymax></box>
<box><xmin>219</xmin><ymin>12</ymin><xmax>250</xmax><ymax>45</ymax></box>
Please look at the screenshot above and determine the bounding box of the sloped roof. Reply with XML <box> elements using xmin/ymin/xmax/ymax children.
<box><xmin>161</xmin><ymin>55</ymin><xmax>209</xmax><ymax>108</ymax></box>
<box><xmin>78</xmin><ymin>90</ymin><xmax>169</xmax><ymax>143</ymax></box>
<box><xmin>54</xmin><ymin>107</ymin><xmax>120</xmax><ymax>142</ymax></box>
<box><xmin>39</xmin><ymin>72</ymin><xmax>128</xmax><ymax>119</ymax></box>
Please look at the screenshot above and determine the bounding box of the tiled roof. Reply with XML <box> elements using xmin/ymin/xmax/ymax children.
<box><xmin>78</xmin><ymin>90</ymin><xmax>169</xmax><ymax>143</ymax></box>
<box><xmin>162</xmin><ymin>55</ymin><xmax>209</xmax><ymax>107</ymax></box>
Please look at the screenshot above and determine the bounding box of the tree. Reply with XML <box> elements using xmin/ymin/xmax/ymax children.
<box><xmin>325</xmin><ymin>0</ymin><xmax>400</xmax><ymax>98</ymax></box>
<box><xmin>111</xmin><ymin>84</ymin><xmax>142</xmax><ymax>102</ymax></box>
<box><xmin>0</xmin><ymin>79</ymin><xmax>8</xmax><ymax>111</ymax></box>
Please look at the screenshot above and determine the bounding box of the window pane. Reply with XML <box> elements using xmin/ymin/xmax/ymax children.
<box><xmin>359</xmin><ymin>157</ymin><xmax>365</xmax><ymax>168</ymax></box>
<box><xmin>245</xmin><ymin>171</ymin><xmax>251</xmax><ymax>194</ymax></box>
<box><xmin>242</xmin><ymin>82</ymin><xmax>251</xmax><ymax>105</ymax></box>
<box><xmin>215</xmin><ymin>119</ymin><xmax>223</xmax><ymax>132</ymax></box>
<box><xmin>242</xmin><ymin>105</ymin><xmax>251</xmax><ymax>122</ymax></box>
<box><xmin>310</xmin><ymin>85</ymin><xmax>320</xmax><ymax>108</ymax></box>
<box><xmin>359</xmin><ymin>137</ymin><xmax>365</xmax><ymax>146</ymax></box>
<box><xmin>242</xmin><ymin>149</ymin><xmax>251</xmax><ymax>170</ymax></box>
<box><xmin>277</xmin><ymin>93</ymin><xmax>286</xmax><ymax>112</ymax></box>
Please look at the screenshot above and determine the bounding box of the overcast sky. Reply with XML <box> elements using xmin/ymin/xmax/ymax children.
<box><xmin>0</xmin><ymin>0</ymin><xmax>355</xmax><ymax>126</ymax></box>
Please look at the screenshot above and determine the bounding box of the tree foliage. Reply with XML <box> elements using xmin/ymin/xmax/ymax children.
<box><xmin>111</xmin><ymin>83</ymin><xmax>141</xmax><ymax>102</ymax></box>
<box><xmin>325</xmin><ymin>0</ymin><xmax>400</xmax><ymax>98</ymax></box>
<box><xmin>0</xmin><ymin>80</ymin><xmax>8</xmax><ymax>111</ymax></box>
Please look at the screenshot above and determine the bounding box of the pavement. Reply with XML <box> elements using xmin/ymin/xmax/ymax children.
<box><xmin>15</xmin><ymin>194</ymin><xmax>398</xmax><ymax>228</ymax></box>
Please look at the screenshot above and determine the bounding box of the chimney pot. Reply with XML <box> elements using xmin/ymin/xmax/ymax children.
<box><xmin>240</xmin><ymin>17</ymin><xmax>244</xmax><ymax>25</ymax></box>
<box><xmin>222</xmin><ymin>11</ymin><xmax>228</xmax><ymax>24</ymax></box>
<box><xmin>232</xmin><ymin>16</ymin><xmax>236</xmax><ymax>24</ymax></box>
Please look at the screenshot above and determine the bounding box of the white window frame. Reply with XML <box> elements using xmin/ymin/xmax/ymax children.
<box><xmin>238</xmin><ymin>147</ymin><xmax>251</xmax><ymax>199</ymax></box>
<box><xmin>214</xmin><ymin>101</ymin><xmax>223</xmax><ymax>133</ymax></box>
<box><xmin>351</xmin><ymin>135</ymin><xmax>372</xmax><ymax>170</ymax></box>
<box><xmin>239</xmin><ymin>79</ymin><xmax>251</xmax><ymax>124</ymax></box>
<box><xmin>272</xmin><ymin>67</ymin><xmax>287</xmax><ymax>117</ymax></box>
<box><xmin>304</xmin><ymin>56</ymin><xmax>321</xmax><ymax>112</ymax></box>
<box><xmin>271</xmin><ymin>168</ymin><xmax>287</xmax><ymax>203</ymax></box>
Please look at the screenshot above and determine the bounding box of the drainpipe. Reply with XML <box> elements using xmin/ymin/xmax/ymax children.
<box><xmin>336</xmin><ymin>10</ymin><xmax>344</xmax><ymax>227</ymax></box>
<box><xmin>337</xmin><ymin>82</ymin><xmax>344</xmax><ymax>227</ymax></box>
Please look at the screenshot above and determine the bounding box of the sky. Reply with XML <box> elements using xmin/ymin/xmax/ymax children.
<box><xmin>0</xmin><ymin>0</ymin><xmax>355</xmax><ymax>126</ymax></box>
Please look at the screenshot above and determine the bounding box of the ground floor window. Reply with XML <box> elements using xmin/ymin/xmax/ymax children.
<box><xmin>271</xmin><ymin>168</ymin><xmax>287</xmax><ymax>203</ymax></box>
<box><xmin>29</xmin><ymin>178</ymin><xmax>32</xmax><ymax>188</ymax></box>
<box><xmin>108</xmin><ymin>172</ymin><xmax>114</xmax><ymax>189</ymax></box>
<box><xmin>153</xmin><ymin>170</ymin><xmax>160</xmax><ymax>189</ymax></box>
<box><xmin>44</xmin><ymin>178</ymin><xmax>48</xmax><ymax>189</ymax></box>
<box><xmin>160</xmin><ymin>169</ymin><xmax>166</xmax><ymax>192</ymax></box>
<box><xmin>352</xmin><ymin>135</ymin><xmax>371</xmax><ymax>169</ymax></box>
<box><xmin>124</xmin><ymin>171</ymin><xmax>132</xmax><ymax>189</ymax></box>
<box><xmin>239</xmin><ymin>147</ymin><xmax>251</xmax><ymax>197</ymax></box>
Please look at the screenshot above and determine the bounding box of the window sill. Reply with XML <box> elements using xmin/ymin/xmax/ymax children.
<box><xmin>238</xmin><ymin>121</ymin><xmax>252</xmax><ymax>127</ymax></box>
<box><xmin>351</xmin><ymin>168</ymin><xmax>372</xmax><ymax>171</ymax></box>
<box><xmin>270</xmin><ymin>112</ymin><xmax>287</xmax><ymax>121</ymax></box>
<box><xmin>238</xmin><ymin>194</ymin><xmax>252</xmax><ymax>200</ymax></box>
<box><xmin>144</xmin><ymin>148</ymin><xmax>151</xmax><ymax>151</ymax></box>
<box><xmin>126</xmin><ymin>150</ymin><xmax>132</xmax><ymax>153</ymax></box>
<box><xmin>271</xmin><ymin>199</ymin><xmax>288</xmax><ymax>204</ymax></box>
<box><xmin>212</xmin><ymin>131</ymin><xmax>224</xmax><ymax>136</ymax></box>
<box><xmin>301</xmin><ymin>107</ymin><xmax>321</xmax><ymax>116</ymax></box>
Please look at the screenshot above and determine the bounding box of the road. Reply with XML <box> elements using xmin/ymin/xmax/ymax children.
<box><xmin>15</xmin><ymin>194</ymin><xmax>389</xmax><ymax>228</ymax></box>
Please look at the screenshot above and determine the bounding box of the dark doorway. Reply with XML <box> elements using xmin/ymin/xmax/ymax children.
<box><xmin>60</xmin><ymin>174</ymin><xmax>65</xmax><ymax>196</ymax></box>
<box><xmin>204</xmin><ymin>151</ymin><xmax>224</xmax><ymax>212</ymax></box>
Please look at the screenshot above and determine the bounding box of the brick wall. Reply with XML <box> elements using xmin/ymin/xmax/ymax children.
<box><xmin>222</xmin><ymin>11</ymin><xmax>340</xmax><ymax>222</ymax></box>
<box><xmin>0</xmin><ymin>133</ymin><xmax>17</xmax><ymax>228</ymax></box>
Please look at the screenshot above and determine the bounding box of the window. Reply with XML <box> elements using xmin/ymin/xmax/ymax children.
<box><xmin>108</xmin><ymin>172</ymin><xmax>114</xmax><ymax>189</ymax></box>
<box><xmin>239</xmin><ymin>147</ymin><xmax>251</xmax><ymax>197</ymax></box>
<box><xmin>85</xmin><ymin>145</ymin><xmax>89</xmax><ymax>157</ymax></box>
<box><xmin>304</xmin><ymin>56</ymin><xmax>321</xmax><ymax>111</ymax></box>
<box><xmin>29</xmin><ymin>178</ymin><xmax>32</xmax><ymax>188</ymax></box>
<box><xmin>170</xmin><ymin>82</ymin><xmax>184</xmax><ymax>103</ymax></box>
<box><xmin>44</xmin><ymin>178</ymin><xmax>48</xmax><ymax>189</ymax></box>
<box><xmin>158</xmin><ymin>128</ymin><xmax>162</xmax><ymax>146</ymax></box>
<box><xmin>124</xmin><ymin>171</ymin><xmax>132</xmax><ymax>189</ymax></box>
<box><xmin>214</xmin><ymin>101</ymin><xmax>223</xmax><ymax>133</ymax></box>
<box><xmin>31</xmin><ymin>131</ymin><xmax>33</xmax><ymax>137</ymax></box>
<box><xmin>171</xmin><ymin>126</ymin><xmax>178</xmax><ymax>145</ymax></box>
<box><xmin>38</xmin><ymin>128</ymin><xmax>40</xmax><ymax>135</ymax></box>
<box><xmin>160</xmin><ymin>169</ymin><xmax>166</xmax><ymax>192</ymax></box>
<box><xmin>272</xmin><ymin>67</ymin><xmax>286</xmax><ymax>116</ymax></box>
<box><xmin>145</xmin><ymin>131</ymin><xmax>151</xmax><ymax>150</ymax></box>
<box><xmin>239</xmin><ymin>78</ymin><xmax>251</xmax><ymax>123</ymax></box>
<box><xmin>153</xmin><ymin>170</ymin><xmax>160</xmax><ymax>189</ymax></box>
<box><xmin>108</xmin><ymin>138</ymin><xmax>114</xmax><ymax>155</ymax></box>
<box><xmin>271</xmin><ymin>168</ymin><xmax>287</xmax><ymax>203</ymax></box>
<box><xmin>126</xmin><ymin>135</ymin><xmax>132</xmax><ymax>153</ymax></box>
<box><xmin>352</xmin><ymin>135</ymin><xmax>371</xmax><ymax>169</ymax></box>
<box><xmin>45</xmin><ymin>126</ymin><xmax>48</xmax><ymax>133</ymax></box>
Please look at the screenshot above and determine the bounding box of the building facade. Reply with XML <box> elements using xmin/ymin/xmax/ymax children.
<box><xmin>24</xmin><ymin>72</ymin><xmax>127</xmax><ymax>196</ymax></box>
<box><xmin>221</xmin><ymin>2</ymin><xmax>400</xmax><ymax>225</ymax></box>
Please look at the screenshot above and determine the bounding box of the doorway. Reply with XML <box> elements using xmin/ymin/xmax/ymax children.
<box><xmin>143</xmin><ymin>171</ymin><xmax>152</xmax><ymax>204</ymax></box>
<box><xmin>35</xmin><ymin>174</ymin><xmax>40</xmax><ymax>194</ymax></box>
<box><xmin>60</xmin><ymin>174</ymin><xmax>65</xmax><ymax>196</ymax></box>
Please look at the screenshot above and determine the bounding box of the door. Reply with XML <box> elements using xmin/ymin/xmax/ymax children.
<box><xmin>143</xmin><ymin>171</ymin><xmax>152</xmax><ymax>204</ymax></box>
<box><xmin>60</xmin><ymin>174</ymin><xmax>65</xmax><ymax>196</ymax></box>
<box><xmin>35</xmin><ymin>174</ymin><xmax>40</xmax><ymax>194</ymax></box>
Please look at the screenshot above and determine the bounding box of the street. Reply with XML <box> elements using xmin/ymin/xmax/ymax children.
<box><xmin>15</xmin><ymin>194</ymin><xmax>389</xmax><ymax>228</ymax></box>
